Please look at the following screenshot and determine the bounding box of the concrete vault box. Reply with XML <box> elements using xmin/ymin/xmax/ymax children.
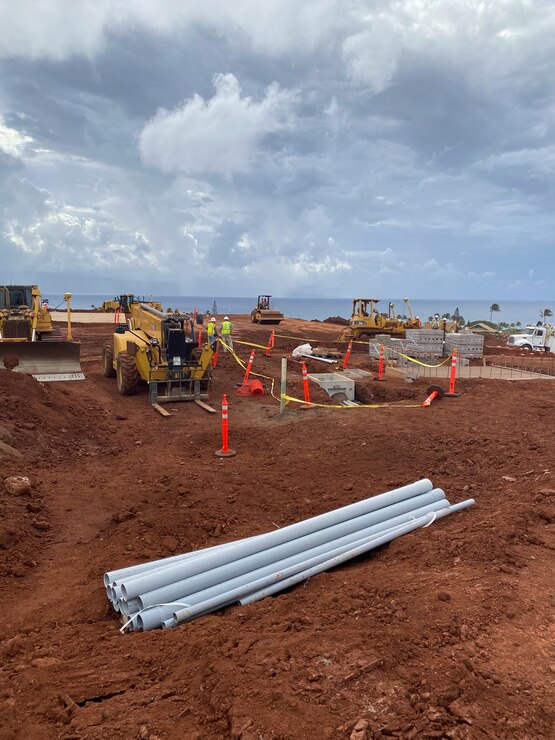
<box><xmin>308</xmin><ymin>372</ymin><xmax>355</xmax><ymax>401</ymax></box>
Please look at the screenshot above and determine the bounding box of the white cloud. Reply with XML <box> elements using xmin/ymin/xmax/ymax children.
<box><xmin>478</xmin><ymin>145</ymin><xmax>555</xmax><ymax>175</ymax></box>
<box><xmin>341</xmin><ymin>1</ymin><xmax>555</xmax><ymax>94</ymax></box>
<box><xmin>293</xmin><ymin>252</ymin><xmax>350</xmax><ymax>275</ymax></box>
<box><xmin>139</xmin><ymin>73</ymin><xmax>297</xmax><ymax>177</ymax></box>
<box><xmin>2</xmin><ymin>1</ymin><xmax>555</xmax><ymax>105</ymax></box>
<box><xmin>342</xmin><ymin>19</ymin><xmax>403</xmax><ymax>93</ymax></box>
<box><xmin>0</xmin><ymin>0</ymin><xmax>343</xmax><ymax>61</ymax></box>
<box><xmin>0</xmin><ymin>0</ymin><xmax>113</xmax><ymax>61</ymax></box>
<box><xmin>2</xmin><ymin>1</ymin><xmax>555</xmax><ymax>299</ymax></box>
<box><xmin>2</xmin><ymin>197</ymin><xmax>160</xmax><ymax>272</ymax></box>
<box><xmin>0</xmin><ymin>118</ymin><xmax>33</xmax><ymax>156</ymax></box>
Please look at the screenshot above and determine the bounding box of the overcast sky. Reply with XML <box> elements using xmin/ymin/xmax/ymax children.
<box><xmin>1</xmin><ymin>1</ymin><xmax>554</xmax><ymax>299</ymax></box>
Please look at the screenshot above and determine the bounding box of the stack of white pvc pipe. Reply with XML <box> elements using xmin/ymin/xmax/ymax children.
<box><xmin>104</xmin><ymin>479</ymin><xmax>474</xmax><ymax>632</ymax></box>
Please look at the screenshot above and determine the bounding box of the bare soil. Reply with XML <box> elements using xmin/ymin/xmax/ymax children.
<box><xmin>1</xmin><ymin>317</ymin><xmax>554</xmax><ymax>740</ymax></box>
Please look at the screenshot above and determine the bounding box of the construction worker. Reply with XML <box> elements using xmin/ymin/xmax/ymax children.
<box><xmin>220</xmin><ymin>316</ymin><xmax>233</xmax><ymax>352</ymax></box>
<box><xmin>207</xmin><ymin>317</ymin><xmax>218</xmax><ymax>350</ymax></box>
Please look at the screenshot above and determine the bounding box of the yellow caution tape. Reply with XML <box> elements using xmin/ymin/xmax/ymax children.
<box><xmin>272</xmin><ymin>333</ymin><xmax>452</xmax><ymax>367</ymax></box>
<box><xmin>274</xmin><ymin>332</ymin><xmax>359</xmax><ymax>345</ymax></box>
<box><xmin>219</xmin><ymin>340</ymin><xmax>280</xmax><ymax>402</ymax></box>
<box><xmin>234</xmin><ymin>339</ymin><xmax>272</xmax><ymax>350</ymax></box>
<box><xmin>282</xmin><ymin>394</ymin><xmax>421</xmax><ymax>410</ymax></box>
<box><xmin>380</xmin><ymin>348</ymin><xmax>452</xmax><ymax>368</ymax></box>
<box><xmin>218</xmin><ymin>339</ymin><xmax>428</xmax><ymax>411</ymax></box>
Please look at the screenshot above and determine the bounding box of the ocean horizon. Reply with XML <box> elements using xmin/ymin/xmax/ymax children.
<box><xmin>46</xmin><ymin>293</ymin><xmax>552</xmax><ymax>327</ymax></box>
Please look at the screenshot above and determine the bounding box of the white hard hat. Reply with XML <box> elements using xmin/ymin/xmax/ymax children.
<box><xmin>210</xmin><ymin>317</ymin><xmax>216</xmax><ymax>321</ymax></box>
<box><xmin>224</xmin><ymin>316</ymin><xmax>229</xmax><ymax>320</ymax></box>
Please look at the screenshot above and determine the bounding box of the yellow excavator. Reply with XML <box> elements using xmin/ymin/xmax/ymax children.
<box><xmin>402</xmin><ymin>297</ymin><xmax>421</xmax><ymax>330</ymax></box>
<box><xmin>102</xmin><ymin>302</ymin><xmax>214</xmax><ymax>410</ymax></box>
<box><xmin>338</xmin><ymin>297</ymin><xmax>421</xmax><ymax>341</ymax></box>
<box><xmin>0</xmin><ymin>285</ymin><xmax>83</xmax><ymax>380</ymax></box>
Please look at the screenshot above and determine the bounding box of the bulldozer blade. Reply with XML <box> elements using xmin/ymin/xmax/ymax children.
<box><xmin>0</xmin><ymin>341</ymin><xmax>84</xmax><ymax>381</ymax></box>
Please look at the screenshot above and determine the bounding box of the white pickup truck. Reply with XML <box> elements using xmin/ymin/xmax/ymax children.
<box><xmin>507</xmin><ymin>324</ymin><xmax>555</xmax><ymax>353</ymax></box>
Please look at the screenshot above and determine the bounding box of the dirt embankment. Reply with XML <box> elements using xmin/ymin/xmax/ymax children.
<box><xmin>0</xmin><ymin>317</ymin><xmax>554</xmax><ymax>739</ymax></box>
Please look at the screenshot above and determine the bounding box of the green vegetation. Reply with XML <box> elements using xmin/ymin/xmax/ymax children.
<box><xmin>489</xmin><ymin>303</ymin><xmax>501</xmax><ymax>321</ymax></box>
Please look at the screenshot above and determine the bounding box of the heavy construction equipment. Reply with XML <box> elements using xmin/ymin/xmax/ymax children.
<box><xmin>99</xmin><ymin>294</ymin><xmax>163</xmax><ymax>313</ymax></box>
<box><xmin>0</xmin><ymin>285</ymin><xmax>83</xmax><ymax>381</ymax></box>
<box><xmin>338</xmin><ymin>298</ymin><xmax>420</xmax><ymax>341</ymax></box>
<box><xmin>250</xmin><ymin>295</ymin><xmax>284</xmax><ymax>325</ymax></box>
<box><xmin>102</xmin><ymin>302</ymin><xmax>214</xmax><ymax>409</ymax></box>
<box><xmin>402</xmin><ymin>297</ymin><xmax>422</xmax><ymax>330</ymax></box>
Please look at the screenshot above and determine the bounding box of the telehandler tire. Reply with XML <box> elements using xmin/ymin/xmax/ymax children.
<box><xmin>116</xmin><ymin>352</ymin><xmax>140</xmax><ymax>395</ymax></box>
<box><xmin>102</xmin><ymin>342</ymin><xmax>116</xmax><ymax>378</ymax></box>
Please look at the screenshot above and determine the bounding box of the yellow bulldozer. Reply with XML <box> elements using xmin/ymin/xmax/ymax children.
<box><xmin>98</xmin><ymin>294</ymin><xmax>163</xmax><ymax>313</ymax></box>
<box><xmin>0</xmin><ymin>285</ymin><xmax>83</xmax><ymax>380</ymax></box>
<box><xmin>250</xmin><ymin>295</ymin><xmax>284</xmax><ymax>324</ymax></box>
<box><xmin>102</xmin><ymin>302</ymin><xmax>214</xmax><ymax>410</ymax></box>
<box><xmin>338</xmin><ymin>297</ymin><xmax>421</xmax><ymax>341</ymax></box>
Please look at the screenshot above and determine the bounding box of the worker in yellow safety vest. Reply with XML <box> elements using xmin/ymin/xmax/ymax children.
<box><xmin>220</xmin><ymin>316</ymin><xmax>233</xmax><ymax>352</ymax></box>
<box><xmin>207</xmin><ymin>317</ymin><xmax>218</xmax><ymax>350</ymax></box>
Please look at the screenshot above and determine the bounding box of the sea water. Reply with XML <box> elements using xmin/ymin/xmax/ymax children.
<box><xmin>45</xmin><ymin>294</ymin><xmax>551</xmax><ymax>327</ymax></box>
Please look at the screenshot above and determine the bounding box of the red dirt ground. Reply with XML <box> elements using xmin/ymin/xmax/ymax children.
<box><xmin>1</xmin><ymin>317</ymin><xmax>554</xmax><ymax>739</ymax></box>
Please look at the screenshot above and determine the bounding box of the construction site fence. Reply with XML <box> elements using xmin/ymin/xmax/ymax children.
<box><xmin>409</xmin><ymin>357</ymin><xmax>555</xmax><ymax>380</ymax></box>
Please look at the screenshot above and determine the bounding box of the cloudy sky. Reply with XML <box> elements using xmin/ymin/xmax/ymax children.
<box><xmin>1</xmin><ymin>0</ymin><xmax>554</xmax><ymax>299</ymax></box>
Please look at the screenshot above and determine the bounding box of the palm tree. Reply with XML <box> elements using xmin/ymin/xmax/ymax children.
<box><xmin>540</xmin><ymin>308</ymin><xmax>552</xmax><ymax>320</ymax></box>
<box><xmin>489</xmin><ymin>303</ymin><xmax>501</xmax><ymax>321</ymax></box>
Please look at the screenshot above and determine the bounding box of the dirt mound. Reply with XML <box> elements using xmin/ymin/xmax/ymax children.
<box><xmin>0</xmin><ymin>475</ymin><xmax>49</xmax><ymax>583</ymax></box>
<box><xmin>355</xmin><ymin>377</ymin><xmax>425</xmax><ymax>404</ymax></box>
<box><xmin>323</xmin><ymin>315</ymin><xmax>349</xmax><ymax>325</ymax></box>
<box><xmin>0</xmin><ymin>369</ymin><xmax>108</xmax><ymax>468</ymax></box>
<box><xmin>0</xmin><ymin>320</ymin><xmax>554</xmax><ymax>739</ymax></box>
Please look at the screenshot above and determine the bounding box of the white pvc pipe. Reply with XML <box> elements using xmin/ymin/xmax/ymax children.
<box><xmin>133</xmin><ymin>499</ymin><xmax>449</xmax><ymax>628</ymax></box>
<box><xmin>238</xmin><ymin>501</ymin><xmax>476</xmax><ymax>606</ymax></box>
<box><xmin>169</xmin><ymin>500</ymin><xmax>474</xmax><ymax>628</ymax></box>
<box><xmin>104</xmin><ymin>536</ymin><xmax>261</xmax><ymax>586</ymax></box>
<box><xmin>119</xmin><ymin>480</ymin><xmax>433</xmax><ymax>600</ymax></box>
<box><xmin>136</xmin><ymin>493</ymin><xmax>447</xmax><ymax>611</ymax></box>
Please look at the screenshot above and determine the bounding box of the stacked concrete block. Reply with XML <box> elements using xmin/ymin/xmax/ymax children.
<box><xmin>445</xmin><ymin>333</ymin><xmax>484</xmax><ymax>358</ymax></box>
<box><xmin>368</xmin><ymin>335</ymin><xmax>408</xmax><ymax>358</ymax></box>
<box><xmin>405</xmin><ymin>329</ymin><xmax>445</xmax><ymax>353</ymax></box>
<box><xmin>367</xmin><ymin>329</ymin><xmax>484</xmax><ymax>361</ymax></box>
<box><xmin>397</xmin><ymin>354</ymin><xmax>442</xmax><ymax>369</ymax></box>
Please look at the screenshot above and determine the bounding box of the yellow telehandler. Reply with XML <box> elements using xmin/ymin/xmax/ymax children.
<box><xmin>102</xmin><ymin>302</ymin><xmax>214</xmax><ymax>410</ymax></box>
<box><xmin>0</xmin><ymin>285</ymin><xmax>83</xmax><ymax>380</ymax></box>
